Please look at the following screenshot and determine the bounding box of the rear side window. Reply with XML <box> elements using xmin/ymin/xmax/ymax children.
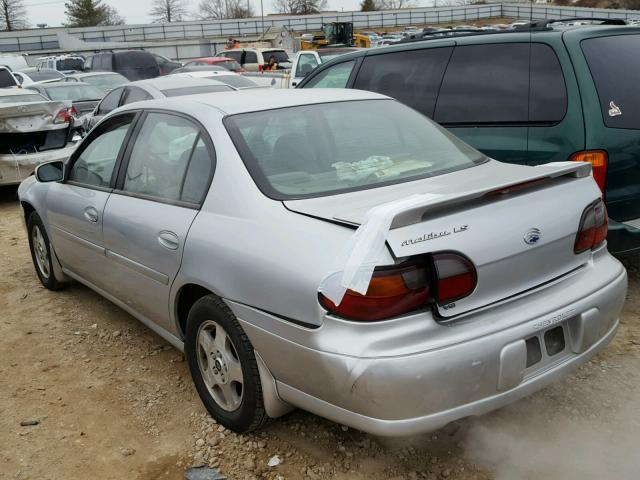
<box><xmin>354</xmin><ymin>47</ymin><xmax>452</xmax><ymax>118</ymax></box>
<box><xmin>121</xmin><ymin>86</ymin><xmax>153</xmax><ymax>105</ymax></box>
<box><xmin>305</xmin><ymin>61</ymin><xmax>355</xmax><ymax>88</ymax></box>
<box><xmin>530</xmin><ymin>44</ymin><xmax>567</xmax><ymax>123</ymax></box>
<box><xmin>97</xmin><ymin>87</ymin><xmax>124</xmax><ymax>115</ymax></box>
<box><xmin>582</xmin><ymin>34</ymin><xmax>640</xmax><ymax>129</ymax></box>
<box><xmin>244</xmin><ymin>51</ymin><xmax>258</xmax><ymax>64</ymax></box>
<box><xmin>435</xmin><ymin>44</ymin><xmax>530</xmax><ymax>124</ymax></box>
<box><xmin>122</xmin><ymin>113</ymin><xmax>212</xmax><ymax>203</ymax></box>
<box><xmin>0</xmin><ymin>68</ymin><xmax>16</xmax><ymax>87</ymax></box>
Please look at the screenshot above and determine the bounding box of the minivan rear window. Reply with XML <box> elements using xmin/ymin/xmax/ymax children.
<box><xmin>224</xmin><ymin>99</ymin><xmax>486</xmax><ymax>199</ymax></box>
<box><xmin>582</xmin><ymin>34</ymin><xmax>640</xmax><ymax>129</ymax></box>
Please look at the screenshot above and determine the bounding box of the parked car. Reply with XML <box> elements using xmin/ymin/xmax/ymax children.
<box><xmin>290</xmin><ymin>48</ymin><xmax>361</xmax><ymax>88</ymax></box>
<box><xmin>26</xmin><ymin>82</ymin><xmax>104</xmax><ymax>134</ymax></box>
<box><xmin>36</xmin><ymin>55</ymin><xmax>85</xmax><ymax>73</ymax></box>
<box><xmin>0</xmin><ymin>88</ymin><xmax>76</xmax><ymax>186</ymax></box>
<box><xmin>152</xmin><ymin>53</ymin><xmax>182</xmax><ymax>75</ymax></box>
<box><xmin>63</xmin><ymin>72</ymin><xmax>129</xmax><ymax>93</ymax></box>
<box><xmin>0</xmin><ymin>66</ymin><xmax>19</xmax><ymax>88</ymax></box>
<box><xmin>183</xmin><ymin>57</ymin><xmax>244</xmax><ymax>72</ymax></box>
<box><xmin>169</xmin><ymin>70</ymin><xmax>260</xmax><ymax>89</ymax></box>
<box><xmin>13</xmin><ymin>68</ymin><xmax>66</xmax><ymax>86</ymax></box>
<box><xmin>18</xmin><ymin>89</ymin><xmax>626</xmax><ymax>436</ymax></box>
<box><xmin>84</xmin><ymin>50</ymin><xmax>160</xmax><ymax>81</ymax></box>
<box><xmin>217</xmin><ymin>48</ymin><xmax>292</xmax><ymax>71</ymax></box>
<box><xmin>87</xmin><ymin>76</ymin><xmax>235</xmax><ymax>128</ymax></box>
<box><xmin>299</xmin><ymin>20</ymin><xmax>640</xmax><ymax>255</ymax></box>
<box><xmin>0</xmin><ymin>54</ymin><xmax>29</xmax><ymax>72</ymax></box>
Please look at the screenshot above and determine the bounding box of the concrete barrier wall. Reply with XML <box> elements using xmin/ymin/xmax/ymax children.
<box><xmin>1</xmin><ymin>3</ymin><xmax>640</xmax><ymax>54</ymax></box>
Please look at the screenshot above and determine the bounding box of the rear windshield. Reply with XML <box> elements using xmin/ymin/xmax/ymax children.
<box><xmin>56</xmin><ymin>58</ymin><xmax>84</xmax><ymax>71</ymax></box>
<box><xmin>29</xmin><ymin>70</ymin><xmax>64</xmax><ymax>81</ymax></box>
<box><xmin>582</xmin><ymin>34</ymin><xmax>640</xmax><ymax>129</ymax></box>
<box><xmin>83</xmin><ymin>73</ymin><xmax>128</xmax><ymax>89</ymax></box>
<box><xmin>0</xmin><ymin>94</ymin><xmax>46</xmax><ymax>104</ymax></box>
<box><xmin>263</xmin><ymin>50</ymin><xmax>290</xmax><ymax>64</ymax></box>
<box><xmin>212</xmin><ymin>75</ymin><xmax>257</xmax><ymax>88</ymax></box>
<box><xmin>0</xmin><ymin>69</ymin><xmax>17</xmax><ymax>87</ymax></box>
<box><xmin>224</xmin><ymin>99</ymin><xmax>486</xmax><ymax>199</ymax></box>
<box><xmin>45</xmin><ymin>84</ymin><xmax>104</xmax><ymax>101</ymax></box>
<box><xmin>116</xmin><ymin>52</ymin><xmax>157</xmax><ymax>68</ymax></box>
<box><xmin>161</xmin><ymin>85</ymin><xmax>233</xmax><ymax>96</ymax></box>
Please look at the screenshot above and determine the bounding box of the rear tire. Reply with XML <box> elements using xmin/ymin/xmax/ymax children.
<box><xmin>27</xmin><ymin>212</ymin><xmax>63</xmax><ymax>291</ymax></box>
<box><xmin>185</xmin><ymin>294</ymin><xmax>269</xmax><ymax>433</ymax></box>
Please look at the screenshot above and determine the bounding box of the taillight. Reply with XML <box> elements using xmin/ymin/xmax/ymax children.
<box><xmin>318</xmin><ymin>252</ymin><xmax>478</xmax><ymax>321</ymax></box>
<box><xmin>574</xmin><ymin>198</ymin><xmax>608</xmax><ymax>254</ymax></box>
<box><xmin>318</xmin><ymin>262</ymin><xmax>430</xmax><ymax>321</ymax></box>
<box><xmin>54</xmin><ymin>107</ymin><xmax>76</xmax><ymax>124</ymax></box>
<box><xmin>432</xmin><ymin>252</ymin><xmax>477</xmax><ymax>304</ymax></box>
<box><xmin>570</xmin><ymin>150</ymin><xmax>608</xmax><ymax>193</ymax></box>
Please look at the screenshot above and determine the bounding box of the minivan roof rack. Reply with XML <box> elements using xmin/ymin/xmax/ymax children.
<box><xmin>526</xmin><ymin>17</ymin><xmax>628</xmax><ymax>28</ymax></box>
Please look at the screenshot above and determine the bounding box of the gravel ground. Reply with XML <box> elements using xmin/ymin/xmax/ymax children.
<box><xmin>1</xmin><ymin>185</ymin><xmax>639</xmax><ymax>480</ymax></box>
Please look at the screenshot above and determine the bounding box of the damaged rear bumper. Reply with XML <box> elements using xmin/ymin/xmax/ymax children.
<box><xmin>0</xmin><ymin>144</ymin><xmax>76</xmax><ymax>186</ymax></box>
<box><xmin>230</xmin><ymin>247</ymin><xmax>627</xmax><ymax>436</ymax></box>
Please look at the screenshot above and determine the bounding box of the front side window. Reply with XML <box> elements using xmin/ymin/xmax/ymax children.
<box><xmin>68</xmin><ymin>116</ymin><xmax>133</xmax><ymax>188</ymax></box>
<box><xmin>224</xmin><ymin>99</ymin><xmax>486</xmax><ymax>199</ymax></box>
<box><xmin>354</xmin><ymin>47</ymin><xmax>452</xmax><ymax>118</ymax></box>
<box><xmin>122</xmin><ymin>113</ymin><xmax>209</xmax><ymax>203</ymax></box>
<box><xmin>295</xmin><ymin>54</ymin><xmax>319</xmax><ymax>77</ymax></box>
<box><xmin>435</xmin><ymin>43</ymin><xmax>530</xmax><ymax>124</ymax></box>
<box><xmin>582</xmin><ymin>34</ymin><xmax>640</xmax><ymax>129</ymax></box>
<box><xmin>304</xmin><ymin>60</ymin><xmax>355</xmax><ymax>88</ymax></box>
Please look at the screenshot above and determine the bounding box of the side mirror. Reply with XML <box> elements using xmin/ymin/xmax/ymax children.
<box><xmin>35</xmin><ymin>161</ymin><xmax>64</xmax><ymax>183</ymax></box>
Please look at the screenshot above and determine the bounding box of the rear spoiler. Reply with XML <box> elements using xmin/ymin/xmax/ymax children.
<box><xmin>0</xmin><ymin>99</ymin><xmax>71</xmax><ymax>133</ymax></box>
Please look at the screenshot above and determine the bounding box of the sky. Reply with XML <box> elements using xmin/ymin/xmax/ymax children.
<box><xmin>22</xmin><ymin>0</ymin><xmax>396</xmax><ymax>28</ymax></box>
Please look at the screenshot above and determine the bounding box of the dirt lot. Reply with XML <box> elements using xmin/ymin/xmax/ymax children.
<box><xmin>1</xmin><ymin>185</ymin><xmax>640</xmax><ymax>480</ymax></box>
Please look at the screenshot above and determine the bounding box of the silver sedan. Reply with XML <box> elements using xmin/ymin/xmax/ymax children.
<box><xmin>18</xmin><ymin>89</ymin><xmax>627</xmax><ymax>436</ymax></box>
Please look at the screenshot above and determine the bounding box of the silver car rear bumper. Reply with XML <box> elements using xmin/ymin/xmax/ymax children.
<box><xmin>232</xmin><ymin>247</ymin><xmax>627</xmax><ymax>436</ymax></box>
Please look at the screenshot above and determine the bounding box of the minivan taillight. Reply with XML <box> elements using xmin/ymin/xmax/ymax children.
<box><xmin>574</xmin><ymin>198</ymin><xmax>608</xmax><ymax>253</ymax></box>
<box><xmin>318</xmin><ymin>253</ymin><xmax>478</xmax><ymax>321</ymax></box>
<box><xmin>570</xmin><ymin>150</ymin><xmax>608</xmax><ymax>193</ymax></box>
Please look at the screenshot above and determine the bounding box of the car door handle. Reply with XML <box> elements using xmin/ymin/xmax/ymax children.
<box><xmin>158</xmin><ymin>231</ymin><xmax>180</xmax><ymax>250</ymax></box>
<box><xmin>83</xmin><ymin>206</ymin><xmax>99</xmax><ymax>223</ymax></box>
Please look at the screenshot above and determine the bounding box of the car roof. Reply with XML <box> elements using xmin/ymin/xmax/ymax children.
<box><xmin>128</xmin><ymin>76</ymin><xmax>223</xmax><ymax>90</ymax></box>
<box><xmin>124</xmin><ymin>88</ymin><xmax>388</xmax><ymax>116</ymax></box>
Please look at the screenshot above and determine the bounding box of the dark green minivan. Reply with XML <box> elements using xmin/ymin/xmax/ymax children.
<box><xmin>299</xmin><ymin>22</ymin><xmax>640</xmax><ymax>254</ymax></box>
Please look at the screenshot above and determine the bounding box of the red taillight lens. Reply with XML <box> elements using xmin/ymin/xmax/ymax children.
<box><xmin>575</xmin><ymin>198</ymin><xmax>608</xmax><ymax>254</ymax></box>
<box><xmin>570</xmin><ymin>150</ymin><xmax>608</xmax><ymax>193</ymax></box>
<box><xmin>432</xmin><ymin>253</ymin><xmax>477</xmax><ymax>304</ymax></box>
<box><xmin>54</xmin><ymin>107</ymin><xmax>74</xmax><ymax>124</ymax></box>
<box><xmin>318</xmin><ymin>263</ymin><xmax>430</xmax><ymax>321</ymax></box>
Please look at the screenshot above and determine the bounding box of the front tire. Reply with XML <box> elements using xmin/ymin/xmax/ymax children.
<box><xmin>27</xmin><ymin>212</ymin><xmax>62</xmax><ymax>291</ymax></box>
<box><xmin>185</xmin><ymin>295</ymin><xmax>268</xmax><ymax>433</ymax></box>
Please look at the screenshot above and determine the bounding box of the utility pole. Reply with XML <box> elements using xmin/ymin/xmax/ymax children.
<box><xmin>261</xmin><ymin>0</ymin><xmax>265</xmax><ymax>34</ymax></box>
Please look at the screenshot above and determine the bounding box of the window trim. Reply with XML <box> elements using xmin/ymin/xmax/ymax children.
<box><xmin>64</xmin><ymin>111</ymin><xmax>141</xmax><ymax>192</ymax></box>
<box><xmin>111</xmin><ymin>108</ymin><xmax>217</xmax><ymax>209</ymax></box>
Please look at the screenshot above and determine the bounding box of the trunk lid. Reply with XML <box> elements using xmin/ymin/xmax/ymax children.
<box><xmin>0</xmin><ymin>100</ymin><xmax>70</xmax><ymax>133</ymax></box>
<box><xmin>286</xmin><ymin>160</ymin><xmax>602</xmax><ymax>317</ymax></box>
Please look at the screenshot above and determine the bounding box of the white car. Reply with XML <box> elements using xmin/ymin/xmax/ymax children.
<box><xmin>13</xmin><ymin>69</ymin><xmax>66</xmax><ymax>86</ymax></box>
<box><xmin>169</xmin><ymin>69</ymin><xmax>260</xmax><ymax>89</ymax></box>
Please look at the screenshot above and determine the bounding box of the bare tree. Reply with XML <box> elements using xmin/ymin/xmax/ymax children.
<box><xmin>379</xmin><ymin>0</ymin><xmax>416</xmax><ymax>8</ymax></box>
<box><xmin>102</xmin><ymin>5</ymin><xmax>125</xmax><ymax>25</ymax></box>
<box><xmin>199</xmin><ymin>0</ymin><xmax>254</xmax><ymax>19</ymax></box>
<box><xmin>0</xmin><ymin>0</ymin><xmax>27</xmax><ymax>31</ymax></box>
<box><xmin>274</xmin><ymin>0</ymin><xmax>327</xmax><ymax>14</ymax></box>
<box><xmin>150</xmin><ymin>0</ymin><xmax>188</xmax><ymax>23</ymax></box>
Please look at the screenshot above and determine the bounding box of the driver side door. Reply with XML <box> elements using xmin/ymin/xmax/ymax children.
<box><xmin>46</xmin><ymin>112</ymin><xmax>138</xmax><ymax>291</ymax></box>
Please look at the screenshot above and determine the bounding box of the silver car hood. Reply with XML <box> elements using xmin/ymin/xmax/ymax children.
<box><xmin>0</xmin><ymin>99</ymin><xmax>71</xmax><ymax>133</ymax></box>
<box><xmin>286</xmin><ymin>160</ymin><xmax>600</xmax><ymax>318</ymax></box>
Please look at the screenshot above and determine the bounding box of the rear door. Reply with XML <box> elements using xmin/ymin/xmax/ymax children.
<box><xmin>569</xmin><ymin>31</ymin><xmax>640</xmax><ymax>223</ymax></box>
<box><xmin>102</xmin><ymin>111</ymin><xmax>215</xmax><ymax>328</ymax></box>
<box><xmin>45</xmin><ymin>112</ymin><xmax>137</xmax><ymax>290</ymax></box>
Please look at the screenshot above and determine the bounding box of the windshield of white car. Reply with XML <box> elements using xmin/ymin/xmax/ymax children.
<box><xmin>0</xmin><ymin>93</ymin><xmax>47</xmax><ymax>104</ymax></box>
<box><xmin>44</xmin><ymin>84</ymin><xmax>104</xmax><ymax>101</ymax></box>
<box><xmin>28</xmin><ymin>70</ymin><xmax>64</xmax><ymax>82</ymax></box>
<box><xmin>83</xmin><ymin>73</ymin><xmax>128</xmax><ymax>89</ymax></box>
<box><xmin>224</xmin><ymin>99</ymin><xmax>487</xmax><ymax>199</ymax></box>
<box><xmin>161</xmin><ymin>84</ymin><xmax>233</xmax><ymax>96</ymax></box>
